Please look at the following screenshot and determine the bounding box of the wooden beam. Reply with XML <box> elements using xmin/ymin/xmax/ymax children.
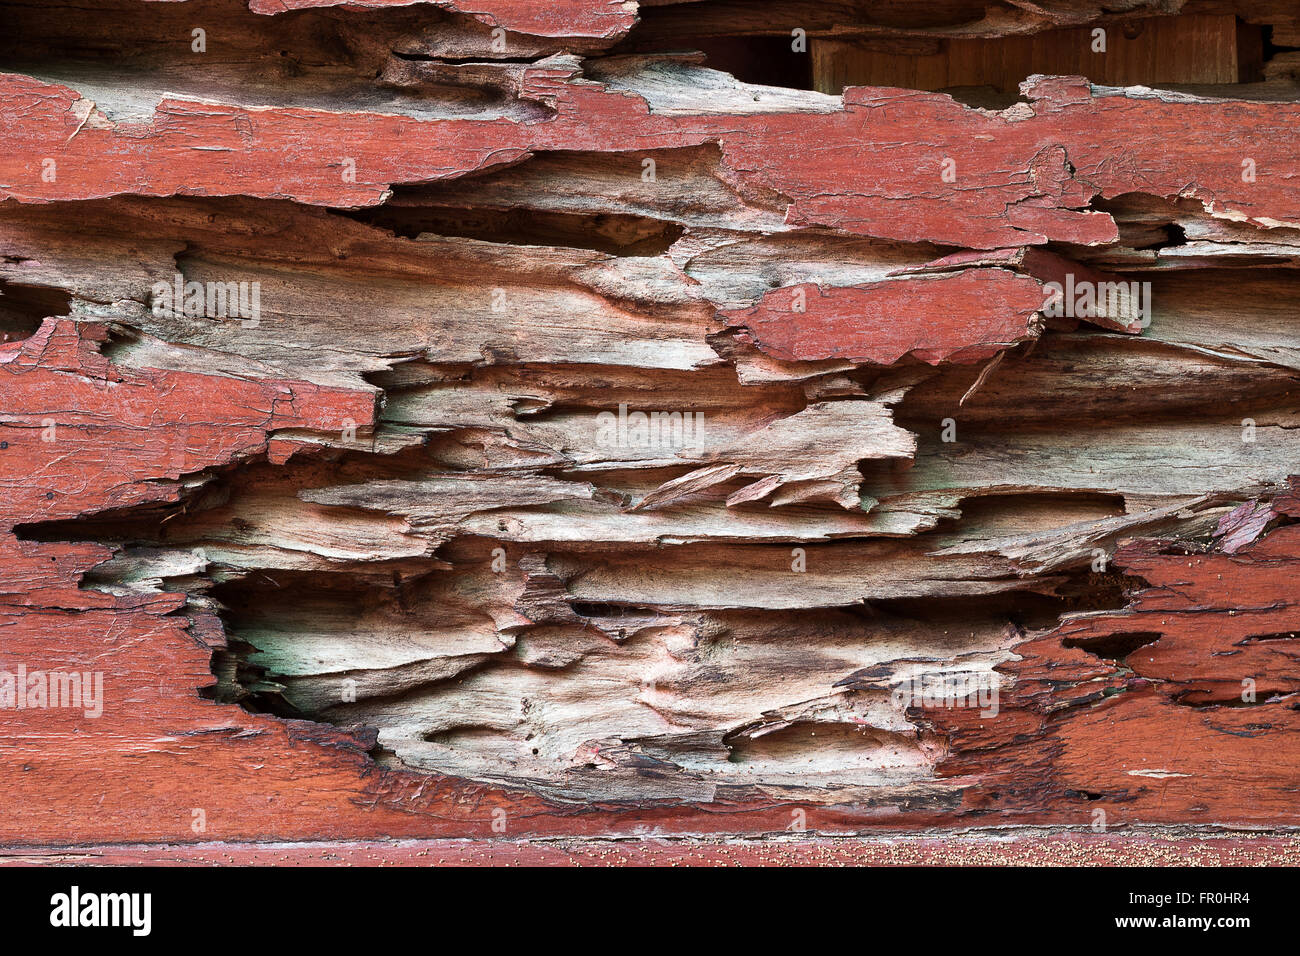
<box><xmin>812</xmin><ymin>15</ymin><xmax>1248</xmax><ymax>93</ymax></box>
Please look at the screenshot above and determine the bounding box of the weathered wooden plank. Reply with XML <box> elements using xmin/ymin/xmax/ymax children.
<box><xmin>2</xmin><ymin>0</ymin><xmax>1300</xmax><ymax>859</ymax></box>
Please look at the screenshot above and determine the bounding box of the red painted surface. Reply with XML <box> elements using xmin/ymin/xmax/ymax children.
<box><xmin>723</xmin><ymin>270</ymin><xmax>1045</xmax><ymax>365</ymax></box>
<box><xmin>6</xmin><ymin>68</ymin><xmax>1295</xmax><ymax>246</ymax></box>
<box><xmin>924</xmin><ymin>495</ymin><xmax>1300</xmax><ymax>826</ymax></box>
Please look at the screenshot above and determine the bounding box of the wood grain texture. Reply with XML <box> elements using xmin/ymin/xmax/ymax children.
<box><xmin>1</xmin><ymin>0</ymin><xmax>1299</xmax><ymax>863</ymax></box>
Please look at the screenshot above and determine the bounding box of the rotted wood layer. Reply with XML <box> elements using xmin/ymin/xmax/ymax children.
<box><xmin>0</xmin><ymin>0</ymin><xmax>1298</xmax><ymax>855</ymax></box>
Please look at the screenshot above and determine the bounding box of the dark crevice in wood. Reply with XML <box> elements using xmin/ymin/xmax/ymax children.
<box><xmin>346</xmin><ymin>199</ymin><xmax>687</xmax><ymax>256</ymax></box>
<box><xmin>0</xmin><ymin>279</ymin><xmax>71</xmax><ymax>344</ymax></box>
